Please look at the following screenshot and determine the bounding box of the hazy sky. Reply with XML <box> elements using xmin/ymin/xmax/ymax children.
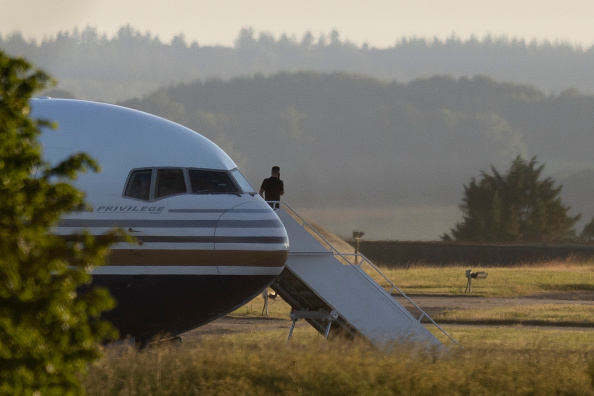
<box><xmin>2</xmin><ymin>0</ymin><xmax>594</xmax><ymax>48</ymax></box>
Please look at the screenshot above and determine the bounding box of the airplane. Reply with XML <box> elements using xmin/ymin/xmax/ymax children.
<box><xmin>31</xmin><ymin>98</ymin><xmax>289</xmax><ymax>344</ymax></box>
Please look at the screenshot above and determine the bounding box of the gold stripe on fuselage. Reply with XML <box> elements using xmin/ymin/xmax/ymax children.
<box><xmin>106</xmin><ymin>249</ymin><xmax>288</xmax><ymax>267</ymax></box>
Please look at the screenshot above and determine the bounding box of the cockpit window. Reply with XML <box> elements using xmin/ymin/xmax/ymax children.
<box><xmin>155</xmin><ymin>168</ymin><xmax>187</xmax><ymax>199</ymax></box>
<box><xmin>231</xmin><ymin>169</ymin><xmax>256</xmax><ymax>194</ymax></box>
<box><xmin>124</xmin><ymin>167</ymin><xmax>243</xmax><ymax>201</ymax></box>
<box><xmin>189</xmin><ymin>169</ymin><xmax>238</xmax><ymax>193</ymax></box>
<box><xmin>124</xmin><ymin>169</ymin><xmax>152</xmax><ymax>200</ymax></box>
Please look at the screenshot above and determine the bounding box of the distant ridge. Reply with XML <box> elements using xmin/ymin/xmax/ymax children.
<box><xmin>6</xmin><ymin>26</ymin><xmax>594</xmax><ymax>239</ymax></box>
<box><xmin>120</xmin><ymin>72</ymin><xmax>594</xmax><ymax>239</ymax></box>
<box><xmin>2</xmin><ymin>26</ymin><xmax>594</xmax><ymax>102</ymax></box>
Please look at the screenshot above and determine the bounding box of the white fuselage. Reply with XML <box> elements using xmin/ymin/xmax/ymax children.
<box><xmin>32</xmin><ymin>98</ymin><xmax>288</xmax><ymax>341</ymax></box>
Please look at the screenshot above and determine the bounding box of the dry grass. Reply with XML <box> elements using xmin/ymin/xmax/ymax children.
<box><xmin>85</xmin><ymin>244</ymin><xmax>594</xmax><ymax>396</ymax></box>
<box><xmin>231</xmin><ymin>289</ymin><xmax>291</xmax><ymax>318</ymax></box>
<box><xmin>236</xmin><ymin>261</ymin><xmax>594</xmax><ymax>326</ymax></box>
<box><xmin>441</xmin><ymin>326</ymin><xmax>594</xmax><ymax>351</ymax></box>
<box><xmin>85</xmin><ymin>330</ymin><xmax>594</xmax><ymax>395</ymax></box>
<box><xmin>367</xmin><ymin>260</ymin><xmax>594</xmax><ymax>297</ymax></box>
<box><xmin>83</xmin><ymin>258</ymin><xmax>594</xmax><ymax>395</ymax></box>
<box><xmin>434</xmin><ymin>304</ymin><xmax>594</xmax><ymax>325</ymax></box>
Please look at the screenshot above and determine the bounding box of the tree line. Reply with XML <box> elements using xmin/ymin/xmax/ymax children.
<box><xmin>3</xmin><ymin>29</ymin><xmax>594</xmax><ymax>240</ymax></box>
<box><xmin>1</xmin><ymin>25</ymin><xmax>594</xmax><ymax>102</ymax></box>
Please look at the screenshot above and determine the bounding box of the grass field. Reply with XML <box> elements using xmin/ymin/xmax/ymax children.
<box><xmin>84</xmin><ymin>328</ymin><xmax>594</xmax><ymax>395</ymax></box>
<box><xmin>432</xmin><ymin>304</ymin><xmax>594</xmax><ymax>325</ymax></box>
<box><xmin>83</xmin><ymin>260</ymin><xmax>594</xmax><ymax>395</ymax></box>
<box><xmin>237</xmin><ymin>260</ymin><xmax>594</xmax><ymax>324</ymax></box>
<box><xmin>368</xmin><ymin>260</ymin><xmax>594</xmax><ymax>297</ymax></box>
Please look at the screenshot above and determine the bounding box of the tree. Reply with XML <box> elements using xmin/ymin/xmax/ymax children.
<box><xmin>580</xmin><ymin>216</ymin><xmax>594</xmax><ymax>241</ymax></box>
<box><xmin>443</xmin><ymin>156</ymin><xmax>580</xmax><ymax>242</ymax></box>
<box><xmin>0</xmin><ymin>50</ymin><xmax>122</xmax><ymax>394</ymax></box>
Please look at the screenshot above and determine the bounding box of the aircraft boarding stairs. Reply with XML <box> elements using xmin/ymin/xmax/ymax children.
<box><xmin>271</xmin><ymin>203</ymin><xmax>458</xmax><ymax>350</ymax></box>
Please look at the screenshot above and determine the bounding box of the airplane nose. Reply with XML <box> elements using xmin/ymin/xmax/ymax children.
<box><xmin>214</xmin><ymin>201</ymin><xmax>288</xmax><ymax>273</ymax></box>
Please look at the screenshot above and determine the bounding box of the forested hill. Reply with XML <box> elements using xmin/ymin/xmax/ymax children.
<box><xmin>119</xmin><ymin>72</ymin><xmax>594</xmax><ymax>239</ymax></box>
<box><xmin>4</xmin><ymin>26</ymin><xmax>594</xmax><ymax>239</ymax></box>
<box><xmin>2</xmin><ymin>26</ymin><xmax>594</xmax><ymax>102</ymax></box>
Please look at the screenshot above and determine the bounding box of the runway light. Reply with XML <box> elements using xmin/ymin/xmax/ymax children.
<box><xmin>352</xmin><ymin>230</ymin><xmax>364</xmax><ymax>265</ymax></box>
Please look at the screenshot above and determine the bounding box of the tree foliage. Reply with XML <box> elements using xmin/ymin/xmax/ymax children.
<box><xmin>444</xmin><ymin>156</ymin><xmax>580</xmax><ymax>242</ymax></box>
<box><xmin>2</xmin><ymin>26</ymin><xmax>594</xmax><ymax>102</ymax></box>
<box><xmin>0</xmin><ymin>50</ymin><xmax>122</xmax><ymax>394</ymax></box>
<box><xmin>580</xmin><ymin>216</ymin><xmax>594</xmax><ymax>241</ymax></box>
<box><xmin>6</xmin><ymin>28</ymin><xmax>594</xmax><ymax>238</ymax></box>
<box><xmin>118</xmin><ymin>72</ymin><xmax>594</xmax><ymax>230</ymax></box>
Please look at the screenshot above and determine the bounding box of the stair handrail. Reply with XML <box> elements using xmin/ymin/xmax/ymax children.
<box><xmin>275</xmin><ymin>202</ymin><xmax>354</xmax><ymax>261</ymax></box>
<box><xmin>341</xmin><ymin>253</ymin><xmax>460</xmax><ymax>347</ymax></box>
<box><xmin>277</xmin><ymin>201</ymin><xmax>460</xmax><ymax>347</ymax></box>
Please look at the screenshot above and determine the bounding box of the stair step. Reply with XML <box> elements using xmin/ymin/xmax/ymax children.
<box><xmin>272</xmin><ymin>204</ymin><xmax>455</xmax><ymax>350</ymax></box>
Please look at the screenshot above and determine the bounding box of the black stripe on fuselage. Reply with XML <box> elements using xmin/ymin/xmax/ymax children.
<box><xmin>58</xmin><ymin>219</ymin><xmax>283</xmax><ymax>229</ymax></box>
<box><xmin>59</xmin><ymin>234</ymin><xmax>288</xmax><ymax>244</ymax></box>
<box><xmin>125</xmin><ymin>236</ymin><xmax>288</xmax><ymax>244</ymax></box>
<box><xmin>138</xmin><ymin>236</ymin><xmax>288</xmax><ymax>244</ymax></box>
<box><xmin>168</xmin><ymin>208</ymin><xmax>272</xmax><ymax>214</ymax></box>
<box><xmin>89</xmin><ymin>209</ymin><xmax>273</xmax><ymax>215</ymax></box>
